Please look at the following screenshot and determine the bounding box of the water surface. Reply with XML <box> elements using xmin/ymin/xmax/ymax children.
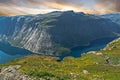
<box><xmin>59</xmin><ymin>37</ymin><xmax>117</xmax><ymax>59</ymax></box>
<box><xmin>0</xmin><ymin>42</ymin><xmax>32</xmax><ymax>64</ymax></box>
<box><xmin>0</xmin><ymin>37</ymin><xmax>117</xmax><ymax>64</ymax></box>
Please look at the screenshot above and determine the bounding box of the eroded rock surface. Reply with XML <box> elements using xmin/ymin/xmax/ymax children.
<box><xmin>0</xmin><ymin>65</ymin><xmax>37</xmax><ymax>80</ymax></box>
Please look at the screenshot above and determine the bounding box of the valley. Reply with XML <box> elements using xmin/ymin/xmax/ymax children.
<box><xmin>0</xmin><ymin>11</ymin><xmax>120</xmax><ymax>80</ymax></box>
<box><xmin>0</xmin><ymin>37</ymin><xmax>117</xmax><ymax>64</ymax></box>
<box><xmin>0</xmin><ymin>11</ymin><xmax>120</xmax><ymax>56</ymax></box>
<box><xmin>0</xmin><ymin>37</ymin><xmax>120</xmax><ymax>80</ymax></box>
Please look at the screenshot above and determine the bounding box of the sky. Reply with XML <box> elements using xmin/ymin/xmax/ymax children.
<box><xmin>0</xmin><ymin>0</ymin><xmax>120</xmax><ymax>16</ymax></box>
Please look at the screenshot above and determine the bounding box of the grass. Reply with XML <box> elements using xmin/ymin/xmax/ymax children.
<box><xmin>38</xmin><ymin>19</ymin><xmax>56</xmax><ymax>28</ymax></box>
<box><xmin>0</xmin><ymin>38</ymin><xmax>120</xmax><ymax>80</ymax></box>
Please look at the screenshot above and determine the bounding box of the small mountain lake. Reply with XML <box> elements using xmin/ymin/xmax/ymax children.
<box><xmin>0</xmin><ymin>37</ymin><xmax>117</xmax><ymax>64</ymax></box>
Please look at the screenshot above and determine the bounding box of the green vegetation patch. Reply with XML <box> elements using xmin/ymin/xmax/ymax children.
<box><xmin>38</xmin><ymin>18</ymin><xmax>56</xmax><ymax>28</ymax></box>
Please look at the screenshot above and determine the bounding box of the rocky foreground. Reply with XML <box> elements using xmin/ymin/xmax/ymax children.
<box><xmin>0</xmin><ymin>65</ymin><xmax>37</xmax><ymax>80</ymax></box>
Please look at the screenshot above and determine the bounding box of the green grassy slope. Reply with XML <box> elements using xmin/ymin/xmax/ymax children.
<box><xmin>0</xmin><ymin>38</ymin><xmax>120</xmax><ymax>80</ymax></box>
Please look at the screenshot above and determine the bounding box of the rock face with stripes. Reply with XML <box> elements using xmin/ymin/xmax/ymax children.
<box><xmin>0</xmin><ymin>11</ymin><xmax>120</xmax><ymax>55</ymax></box>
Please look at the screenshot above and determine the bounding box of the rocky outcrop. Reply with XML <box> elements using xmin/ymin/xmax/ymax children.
<box><xmin>0</xmin><ymin>65</ymin><xmax>37</xmax><ymax>80</ymax></box>
<box><xmin>0</xmin><ymin>65</ymin><xmax>23</xmax><ymax>80</ymax></box>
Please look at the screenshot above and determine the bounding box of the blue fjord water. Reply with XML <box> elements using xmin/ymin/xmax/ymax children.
<box><xmin>59</xmin><ymin>37</ymin><xmax>117</xmax><ymax>59</ymax></box>
<box><xmin>0</xmin><ymin>42</ymin><xmax>33</xmax><ymax>64</ymax></box>
<box><xmin>0</xmin><ymin>50</ymin><xmax>25</xmax><ymax>64</ymax></box>
<box><xmin>0</xmin><ymin>37</ymin><xmax>117</xmax><ymax>64</ymax></box>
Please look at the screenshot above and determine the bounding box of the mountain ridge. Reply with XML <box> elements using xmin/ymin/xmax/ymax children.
<box><xmin>0</xmin><ymin>11</ymin><xmax>120</xmax><ymax>56</ymax></box>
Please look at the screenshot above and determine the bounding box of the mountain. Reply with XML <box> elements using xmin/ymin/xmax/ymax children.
<box><xmin>100</xmin><ymin>13</ymin><xmax>120</xmax><ymax>25</ymax></box>
<box><xmin>0</xmin><ymin>11</ymin><xmax>120</xmax><ymax>56</ymax></box>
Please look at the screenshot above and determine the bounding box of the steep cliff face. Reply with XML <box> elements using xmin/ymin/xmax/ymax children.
<box><xmin>0</xmin><ymin>14</ymin><xmax>59</xmax><ymax>55</ymax></box>
<box><xmin>0</xmin><ymin>11</ymin><xmax>120</xmax><ymax>55</ymax></box>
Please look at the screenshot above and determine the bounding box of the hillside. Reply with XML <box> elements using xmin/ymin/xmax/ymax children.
<box><xmin>101</xmin><ymin>13</ymin><xmax>120</xmax><ymax>25</ymax></box>
<box><xmin>0</xmin><ymin>38</ymin><xmax>120</xmax><ymax>80</ymax></box>
<box><xmin>0</xmin><ymin>11</ymin><xmax>120</xmax><ymax>56</ymax></box>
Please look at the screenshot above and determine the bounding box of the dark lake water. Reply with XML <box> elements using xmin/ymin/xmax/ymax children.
<box><xmin>0</xmin><ymin>42</ymin><xmax>32</xmax><ymax>64</ymax></box>
<box><xmin>59</xmin><ymin>37</ymin><xmax>117</xmax><ymax>59</ymax></box>
<box><xmin>0</xmin><ymin>37</ymin><xmax>117</xmax><ymax>64</ymax></box>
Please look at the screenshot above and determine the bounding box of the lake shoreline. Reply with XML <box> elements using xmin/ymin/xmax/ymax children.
<box><xmin>0</xmin><ymin>37</ymin><xmax>118</xmax><ymax>64</ymax></box>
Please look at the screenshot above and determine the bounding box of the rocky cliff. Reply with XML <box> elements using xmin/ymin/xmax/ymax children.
<box><xmin>0</xmin><ymin>11</ymin><xmax>120</xmax><ymax>55</ymax></box>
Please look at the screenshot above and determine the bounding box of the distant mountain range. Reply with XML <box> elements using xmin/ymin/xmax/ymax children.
<box><xmin>100</xmin><ymin>13</ymin><xmax>120</xmax><ymax>25</ymax></box>
<box><xmin>0</xmin><ymin>11</ymin><xmax>120</xmax><ymax>55</ymax></box>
